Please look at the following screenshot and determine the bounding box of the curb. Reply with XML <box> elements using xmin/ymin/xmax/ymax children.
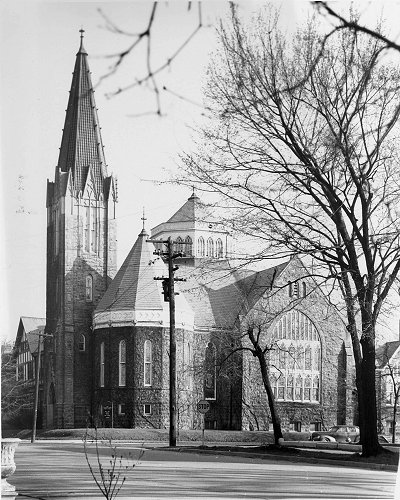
<box><xmin>155</xmin><ymin>445</ymin><xmax>398</xmax><ymax>472</ymax></box>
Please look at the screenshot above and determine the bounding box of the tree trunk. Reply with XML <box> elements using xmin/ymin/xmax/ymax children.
<box><xmin>359</xmin><ymin>329</ymin><xmax>381</xmax><ymax>456</ymax></box>
<box><xmin>256</xmin><ymin>351</ymin><xmax>283</xmax><ymax>445</ymax></box>
<box><xmin>392</xmin><ymin>404</ymin><xmax>397</xmax><ymax>444</ymax></box>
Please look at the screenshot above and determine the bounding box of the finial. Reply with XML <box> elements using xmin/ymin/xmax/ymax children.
<box><xmin>78</xmin><ymin>28</ymin><xmax>87</xmax><ymax>54</ymax></box>
<box><xmin>141</xmin><ymin>207</ymin><xmax>147</xmax><ymax>230</ymax></box>
<box><xmin>189</xmin><ymin>185</ymin><xmax>199</xmax><ymax>200</ymax></box>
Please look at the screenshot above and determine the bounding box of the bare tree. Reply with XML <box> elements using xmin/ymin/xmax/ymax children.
<box><xmin>1</xmin><ymin>342</ymin><xmax>34</xmax><ymax>429</ymax></box>
<box><xmin>182</xmin><ymin>6</ymin><xmax>400</xmax><ymax>456</ymax></box>
<box><xmin>96</xmin><ymin>2</ymin><xmax>209</xmax><ymax>116</ymax></box>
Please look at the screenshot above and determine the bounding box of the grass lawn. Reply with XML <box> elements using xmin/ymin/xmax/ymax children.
<box><xmin>12</xmin><ymin>427</ymin><xmax>399</xmax><ymax>468</ymax></box>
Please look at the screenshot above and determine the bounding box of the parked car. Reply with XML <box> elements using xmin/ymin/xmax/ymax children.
<box><xmin>310</xmin><ymin>425</ymin><xmax>360</xmax><ymax>443</ymax></box>
<box><xmin>354</xmin><ymin>434</ymin><xmax>389</xmax><ymax>444</ymax></box>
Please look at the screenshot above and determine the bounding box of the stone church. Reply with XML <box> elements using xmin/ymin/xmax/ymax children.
<box><xmin>40</xmin><ymin>33</ymin><xmax>355</xmax><ymax>432</ymax></box>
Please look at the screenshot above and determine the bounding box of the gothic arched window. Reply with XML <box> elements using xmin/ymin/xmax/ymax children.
<box><xmin>206</xmin><ymin>238</ymin><xmax>214</xmax><ymax>257</ymax></box>
<box><xmin>197</xmin><ymin>237</ymin><xmax>205</xmax><ymax>257</ymax></box>
<box><xmin>185</xmin><ymin>236</ymin><xmax>193</xmax><ymax>256</ymax></box>
<box><xmin>144</xmin><ymin>340</ymin><xmax>152</xmax><ymax>386</ymax></box>
<box><xmin>175</xmin><ymin>237</ymin><xmax>183</xmax><ymax>253</ymax></box>
<box><xmin>204</xmin><ymin>342</ymin><xmax>216</xmax><ymax>400</ymax></box>
<box><xmin>119</xmin><ymin>340</ymin><xmax>126</xmax><ymax>387</ymax></box>
<box><xmin>216</xmin><ymin>238</ymin><xmax>223</xmax><ymax>258</ymax></box>
<box><xmin>269</xmin><ymin>310</ymin><xmax>321</xmax><ymax>403</ymax></box>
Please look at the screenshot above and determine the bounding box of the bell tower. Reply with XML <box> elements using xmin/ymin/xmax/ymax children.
<box><xmin>43</xmin><ymin>30</ymin><xmax>117</xmax><ymax>428</ymax></box>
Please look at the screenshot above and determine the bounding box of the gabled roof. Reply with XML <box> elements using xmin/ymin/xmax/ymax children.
<box><xmin>56</xmin><ymin>31</ymin><xmax>107</xmax><ymax>197</ymax></box>
<box><xmin>180</xmin><ymin>261</ymin><xmax>289</xmax><ymax>330</ymax></box>
<box><xmin>95</xmin><ymin>229</ymin><xmax>166</xmax><ymax>313</ymax></box>
<box><xmin>15</xmin><ymin>317</ymin><xmax>46</xmax><ymax>354</ymax></box>
<box><xmin>376</xmin><ymin>341</ymin><xmax>400</xmax><ymax>368</ymax></box>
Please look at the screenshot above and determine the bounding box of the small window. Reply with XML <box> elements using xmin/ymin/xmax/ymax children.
<box><xmin>310</xmin><ymin>422</ymin><xmax>322</xmax><ymax>432</ymax></box>
<box><xmin>288</xmin><ymin>282</ymin><xmax>293</xmax><ymax>297</ymax></box>
<box><xmin>144</xmin><ymin>404</ymin><xmax>152</xmax><ymax>416</ymax></box>
<box><xmin>118</xmin><ymin>403</ymin><xmax>126</xmax><ymax>416</ymax></box>
<box><xmin>294</xmin><ymin>421</ymin><xmax>302</xmax><ymax>432</ymax></box>
<box><xmin>302</xmin><ymin>282</ymin><xmax>307</xmax><ymax>297</ymax></box>
<box><xmin>293</xmin><ymin>281</ymin><xmax>299</xmax><ymax>298</ymax></box>
<box><xmin>78</xmin><ymin>333</ymin><xmax>86</xmax><ymax>352</ymax></box>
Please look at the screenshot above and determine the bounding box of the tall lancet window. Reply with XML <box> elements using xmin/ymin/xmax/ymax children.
<box><xmin>216</xmin><ymin>238</ymin><xmax>223</xmax><ymax>258</ymax></box>
<box><xmin>119</xmin><ymin>340</ymin><xmax>126</xmax><ymax>387</ymax></box>
<box><xmin>86</xmin><ymin>275</ymin><xmax>93</xmax><ymax>302</ymax></box>
<box><xmin>144</xmin><ymin>340</ymin><xmax>152</xmax><ymax>386</ymax></box>
<box><xmin>91</xmin><ymin>203</ymin><xmax>97</xmax><ymax>254</ymax></box>
<box><xmin>197</xmin><ymin>237</ymin><xmax>205</xmax><ymax>257</ymax></box>
<box><xmin>204</xmin><ymin>342</ymin><xmax>216</xmax><ymax>400</ymax></box>
<box><xmin>84</xmin><ymin>203</ymin><xmax>90</xmax><ymax>252</ymax></box>
<box><xmin>100</xmin><ymin>342</ymin><xmax>105</xmax><ymax>387</ymax></box>
<box><xmin>207</xmin><ymin>238</ymin><xmax>214</xmax><ymax>257</ymax></box>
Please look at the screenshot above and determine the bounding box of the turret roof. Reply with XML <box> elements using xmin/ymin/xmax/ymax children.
<box><xmin>57</xmin><ymin>30</ymin><xmax>107</xmax><ymax>196</ymax></box>
<box><xmin>95</xmin><ymin>229</ymin><xmax>166</xmax><ymax>313</ymax></box>
<box><xmin>166</xmin><ymin>193</ymin><xmax>203</xmax><ymax>224</ymax></box>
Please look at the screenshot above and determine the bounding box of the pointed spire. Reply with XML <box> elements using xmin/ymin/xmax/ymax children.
<box><xmin>56</xmin><ymin>30</ymin><xmax>107</xmax><ymax>197</ymax></box>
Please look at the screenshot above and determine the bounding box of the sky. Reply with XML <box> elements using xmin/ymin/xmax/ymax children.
<box><xmin>1</xmin><ymin>1</ymin><xmax>400</xmax><ymax>343</ymax></box>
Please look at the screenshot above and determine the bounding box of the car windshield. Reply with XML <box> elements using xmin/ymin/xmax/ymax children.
<box><xmin>328</xmin><ymin>426</ymin><xmax>340</xmax><ymax>432</ymax></box>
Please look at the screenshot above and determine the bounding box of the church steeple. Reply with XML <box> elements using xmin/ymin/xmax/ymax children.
<box><xmin>57</xmin><ymin>30</ymin><xmax>107</xmax><ymax>197</ymax></box>
<box><xmin>44</xmin><ymin>33</ymin><xmax>117</xmax><ymax>430</ymax></box>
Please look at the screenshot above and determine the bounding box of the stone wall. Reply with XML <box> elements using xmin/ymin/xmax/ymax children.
<box><xmin>92</xmin><ymin>325</ymin><xmax>195</xmax><ymax>429</ymax></box>
<box><xmin>241</xmin><ymin>259</ymin><xmax>355</xmax><ymax>432</ymax></box>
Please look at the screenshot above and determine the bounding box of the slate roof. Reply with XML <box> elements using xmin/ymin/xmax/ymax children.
<box><xmin>376</xmin><ymin>341</ymin><xmax>400</xmax><ymax>368</ymax></box>
<box><xmin>180</xmin><ymin>260</ymin><xmax>289</xmax><ymax>330</ymax></box>
<box><xmin>56</xmin><ymin>32</ymin><xmax>107</xmax><ymax>197</ymax></box>
<box><xmin>15</xmin><ymin>317</ymin><xmax>46</xmax><ymax>354</ymax></box>
<box><xmin>167</xmin><ymin>193</ymin><xmax>204</xmax><ymax>224</ymax></box>
<box><xmin>95</xmin><ymin>229</ymin><xmax>167</xmax><ymax>313</ymax></box>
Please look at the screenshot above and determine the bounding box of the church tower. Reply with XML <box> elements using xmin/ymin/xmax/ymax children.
<box><xmin>43</xmin><ymin>31</ymin><xmax>117</xmax><ymax>428</ymax></box>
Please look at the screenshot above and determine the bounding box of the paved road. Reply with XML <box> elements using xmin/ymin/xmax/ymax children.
<box><xmin>9</xmin><ymin>441</ymin><xmax>397</xmax><ymax>499</ymax></box>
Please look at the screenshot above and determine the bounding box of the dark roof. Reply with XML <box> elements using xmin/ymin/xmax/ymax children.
<box><xmin>95</xmin><ymin>229</ymin><xmax>166</xmax><ymax>313</ymax></box>
<box><xmin>376</xmin><ymin>341</ymin><xmax>400</xmax><ymax>368</ymax></box>
<box><xmin>15</xmin><ymin>317</ymin><xmax>46</xmax><ymax>354</ymax></box>
<box><xmin>56</xmin><ymin>33</ymin><xmax>107</xmax><ymax>196</ymax></box>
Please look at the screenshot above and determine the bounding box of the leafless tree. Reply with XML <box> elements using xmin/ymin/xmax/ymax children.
<box><xmin>181</xmin><ymin>6</ymin><xmax>400</xmax><ymax>456</ymax></box>
<box><xmin>96</xmin><ymin>2</ymin><xmax>209</xmax><ymax>116</ymax></box>
<box><xmin>1</xmin><ymin>342</ymin><xmax>34</xmax><ymax>428</ymax></box>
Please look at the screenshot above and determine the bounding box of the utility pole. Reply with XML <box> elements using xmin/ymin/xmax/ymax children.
<box><xmin>151</xmin><ymin>237</ymin><xmax>185</xmax><ymax>447</ymax></box>
<box><xmin>31</xmin><ymin>331</ymin><xmax>53</xmax><ymax>443</ymax></box>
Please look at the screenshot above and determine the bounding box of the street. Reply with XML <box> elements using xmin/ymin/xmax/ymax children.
<box><xmin>10</xmin><ymin>441</ymin><xmax>397</xmax><ymax>499</ymax></box>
